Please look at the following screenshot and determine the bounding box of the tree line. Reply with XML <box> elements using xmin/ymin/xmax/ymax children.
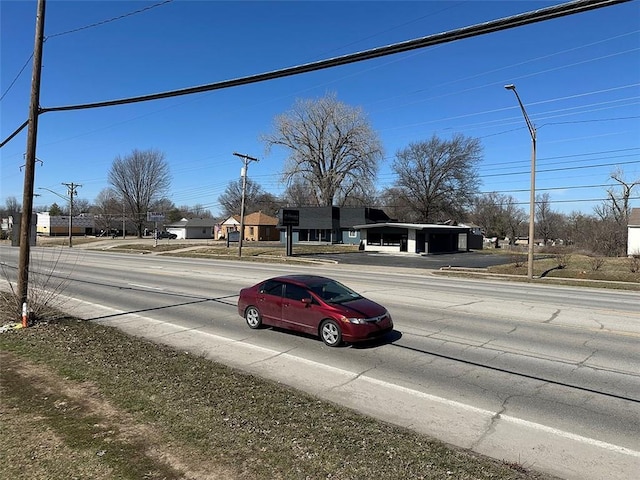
<box><xmin>1</xmin><ymin>93</ymin><xmax>637</xmax><ymax>256</ymax></box>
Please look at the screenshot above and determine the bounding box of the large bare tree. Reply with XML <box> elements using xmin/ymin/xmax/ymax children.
<box><xmin>263</xmin><ymin>93</ymin><xmax>383</xmax><ymax>206</ymax></box>
<box><xmin>108</xmin><ymin>149</ymin><xmax>171</xmax><ymax>237</ymax></box>
<box><xmin>391</xmin><ymin>134</ymin><xmax>482</xmax><ymax>223</ymax></box>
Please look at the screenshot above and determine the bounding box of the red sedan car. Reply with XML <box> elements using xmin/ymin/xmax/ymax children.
<box><xmin>237</xmin><ymin>275</ymin><xmax>393</xmax><ymax>347</ymax></box>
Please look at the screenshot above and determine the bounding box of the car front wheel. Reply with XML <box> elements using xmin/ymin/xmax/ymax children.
<box><xmin>320</xmin><ymin>319</ymin><xmax>342</xmax><ymax>347</ymax></box>
<box><xmin>245</xmin><ymin>306</ymin><xmax>262</xmax><ymax>329</ymax></box>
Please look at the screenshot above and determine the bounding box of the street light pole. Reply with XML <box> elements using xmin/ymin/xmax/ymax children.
<box><xmin>233</xmin><ymin>152</ymin><xmax>259</xmax><ymax>258</ymax></box>
<box><xmin>505</xmin><ymin>84</ymin><xmax>537</xmax><ymax>280</ymax></box>
<box><xmin>38</xmin><ymin>183</ymin><xmax>80</xmax><ymax>248</ymax></box>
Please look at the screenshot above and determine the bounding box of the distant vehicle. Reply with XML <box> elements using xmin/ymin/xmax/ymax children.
<box><xmin>156</xmin><ymin>231</ymin><xmax>177</xmax><ymax>239</ymax></box>
<box><xmin>97</xmin><ymin>229</ymin><xmax>120</xmax><ymax>238</ymax></box>
<box><xmin>237</xmin><ymin>275</ymin><xmax>393</xmax><ymax>347</ymax></box>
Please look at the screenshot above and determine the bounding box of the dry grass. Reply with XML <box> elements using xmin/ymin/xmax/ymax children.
<box><xmin>0</xmin><ymin>315</ymin><xmax>556</xmax><ymax>480</ymax></box>
<box><xmin>487</xmin><ymin>253</ymin><xmax>640</xmax><ymax>284</ymax></box>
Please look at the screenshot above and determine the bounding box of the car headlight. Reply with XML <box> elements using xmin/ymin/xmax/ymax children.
<box><xmin>341</xmin><ymin>316</ymin><xmax>366</xmax><ymax>324</ymax></box>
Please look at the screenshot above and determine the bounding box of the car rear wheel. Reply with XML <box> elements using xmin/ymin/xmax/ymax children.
<box><xmin>245</xmin><ymin>306</ymin><xmax>262</xmax><ymax>329</ymax></box>
<box><xmin>320</xmin><ymin>319</ymin><xmax>342</xmax><ymax>347</ymax></box>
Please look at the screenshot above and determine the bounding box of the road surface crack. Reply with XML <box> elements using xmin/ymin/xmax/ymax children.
<box><xmin>470</xmin><ymin>395</ymin><xmax>512</xmax><ymax>450</ymax></box>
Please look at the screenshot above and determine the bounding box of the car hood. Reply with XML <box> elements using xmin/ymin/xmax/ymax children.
<box><xmin>336</xmin><ymin>298</ymin><xmax>387</xmax><ymax>318</ymax></box>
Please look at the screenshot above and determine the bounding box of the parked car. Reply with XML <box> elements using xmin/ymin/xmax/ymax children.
<box><xmin>237</xmin><ymin>275</ymin><xmax>393</xmax><ymax>346</ymax></box>
<box><xmin>156</xmin><ymin>231</ymin><xmax>177</xmax><ymax>239</ymax></box>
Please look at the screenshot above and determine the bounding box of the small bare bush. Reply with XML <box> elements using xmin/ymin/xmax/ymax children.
<box><xmin>509</xmin><ymin>253</ymin><xmax>525</xmax><ymax>268</ymax></box>
<box><xmin>628</xmin><ymin>255</ymin><xmax>640</xmax><ymax>274</ymax></box>
<box><xmin>555</xmin><ymin>252</ymin><xmax>571</xmax><ymax>269</ymax></box>
<box><xmin>588</xmin><ymin>255</ymin><xmax>606</xmax><ymax>271</ymax></box>
<box><xmin>1</xmin><ymin>248</ymin><xmax>75</xmax><ymax>324</ymax></box>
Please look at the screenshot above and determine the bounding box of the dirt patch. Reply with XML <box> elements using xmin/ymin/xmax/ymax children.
<box><xmin>0</xmin><ymin>351</ymin><xmax>235</xmax><ymax>480</ymax></box>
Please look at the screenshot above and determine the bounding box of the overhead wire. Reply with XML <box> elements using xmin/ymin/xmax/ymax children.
<box><xmin>0</xmin><ymin>0</ymin><xmax>174</xmax><ymax>103</ymax></box>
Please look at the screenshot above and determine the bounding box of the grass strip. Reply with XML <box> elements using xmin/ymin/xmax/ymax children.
<box><xmin>1</xmin><ymin>317</ymin><xmax>557</xmax><ymax>479</ymax></box>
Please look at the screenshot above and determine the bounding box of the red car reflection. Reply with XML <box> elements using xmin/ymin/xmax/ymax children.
<box><xmin>237</xmin><ymin>275</ymin><xmax>393</xmax><ymax>347</ymax></box>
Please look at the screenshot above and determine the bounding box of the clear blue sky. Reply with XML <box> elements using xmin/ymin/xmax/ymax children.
<box><xmin>2</xmin><ymin>0</ymin><xmax>639</xmax><ymax>218</ymax></box>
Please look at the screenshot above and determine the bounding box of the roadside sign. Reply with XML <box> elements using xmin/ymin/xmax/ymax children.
<box><xmin>282</xmin><ymin>209</ymin><xmax>299</xmax><ymax>226</ymax></box>
<box><xmin>147</xmin><ymin>212</ymin><xmax>165</xmax><ymax>222</ymax></box>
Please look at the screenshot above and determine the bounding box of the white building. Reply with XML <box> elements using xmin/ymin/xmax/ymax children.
<box><xmin>37</xmin><ymin>212</ymin><xmax>95</xmax><ymax>236</ymax></box>
<box><xmin>628</xmin><ymin>208</ymin><xmax>640</xmax><ymax>256</ymax></box>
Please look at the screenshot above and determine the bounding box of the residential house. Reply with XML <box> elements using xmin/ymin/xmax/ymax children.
<box><xmin>628</xmin><ymin>208</ymin><xmax>640</xmax><ymax>256</ymax></box>
<box><xmin>164</xmin><ymin>217</ymin><xmax>217</xmax><ymax>239</ymax></box>
<box><xmin>219</xmin><ymin>216</ymin><xmax>241</xmax><ymax>240</ymax></box>
<box><xmin>219</xmin><ymin>212</ymin><xmax>279</xmax><ymax>241</ymax></box>
<box><xmin>243</xmin><ymin>211</ymin><xmax>279</xmax><ymax>241</ymax></box>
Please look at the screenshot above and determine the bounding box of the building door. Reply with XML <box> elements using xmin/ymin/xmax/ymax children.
<box><xmin>400</xmin><ymin>235</ymin><xmax>408</xmax><ymax>252</ymax></box>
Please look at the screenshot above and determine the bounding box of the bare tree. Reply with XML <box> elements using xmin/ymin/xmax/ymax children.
<box><xmin>379</xmin><ymin>186</ymin><xmax>414</xmax><ymax>222</ymax></box>
<box><xmin>218</xmin><ymin>178</ymin><xmax>279</xmax><ymax>218</ymax></box>
<box><xmin>281</xmin><ymin>178</ymin><xmax>317</xmax><ymax>207</ymax></box>
<box><xmin>391</xmin><ymin>134</ymin><xmax>482</xmax><ymax>223</ymax></box>
<box><xmin>108</xmin><ymin>149</ymin><xmax>171</xmax><ymax>237</ymax></box>
<box><xmin>595</xmin><ymin>168</ymin><xmax>639</xmax><ymax>225</ymax></box>
<box><xmin>593</xmin><ymin>168</ymin><xmax>639</xmax><ymax>255</ymax></box>
<box><xmin>92</xmin><ymin>188</ymin><xmax>121</xmax><ymax>234</ymax></box>
<box><xmin>263</xmin><ymin>93</ymin><xmax>383</xmax><ymax>206</ymax></box>
<box><xmin>3</xmin><ymin>196</ymin><xmax>21</xmax><ymax>215</ymax></box>
<box><xmin>536</xmin><ymin>193</ymin><xmax>566</xmax><ymax>245</ymax></box>
<box><xmin>470</xmin><ymin>192</ymin><xmax>526</xmax><ymax>245</ymax></box>
<box><xmin>72</xmin><ymin>198</ymin><xmax>92</xmax><ymax>215</ymax></box>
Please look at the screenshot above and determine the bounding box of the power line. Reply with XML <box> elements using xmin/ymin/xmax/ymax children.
<box><xmin>47</xmin><ymin>0</ymin><xmax>173</xmax><ymax>39</ymax></box>
<box><xmin>481</xmin><ymin>158</ymin><xmax>639</xmax><ymax>178</ymax></box>
<box><xmin>0</xmin><ymin>0</ymin><xmax>174</xmax><ymax>103</ymax></box>
<box><xmin>2</xmin><ymin>0</ymin><xmax>628</xmax><ymax>151</ymax></box>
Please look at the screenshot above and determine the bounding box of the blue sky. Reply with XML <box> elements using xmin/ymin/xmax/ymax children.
<box><xmin>1</xmin><ymin>0</ymin><xmax>639</xmax><ymax>218</ymax></box>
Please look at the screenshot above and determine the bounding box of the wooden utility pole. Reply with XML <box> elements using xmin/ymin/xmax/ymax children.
<box><xmin>17</xmin><ymin>0</ymin><xmax>46</xmax><ymax>316</ymax></box>
<box><xmin>62</xmin><ymin>182</ymin><xmax>81</xmax><ymax>248</ymax></box>
<box><xmin>233</xmin><ymin>152</ymin><xmax>259</xmax><ymax>258</ymax></box>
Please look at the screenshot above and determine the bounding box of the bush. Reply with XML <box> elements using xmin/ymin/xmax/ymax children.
<box><xmin>588</xmin><ymin>255</ymin><xmax>606</xmax><ymax>271</ymax></box>
<box><xmin>555</xmin><ymin>252</ymin><xmax>571</xmax><ymax>269</ymax></box>
<box><xmin>628</xmin><ymin>255</ymin><xmax>640</xmax><ymax>274</ymax></box>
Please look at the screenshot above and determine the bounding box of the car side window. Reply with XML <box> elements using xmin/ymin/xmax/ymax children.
<box><xmin>260</xmin><ymin>280</ymin><xmax>283</xmax><ymax>297</ymax></box>
<box><xmin>284</xmin><ymin>284</ymin><xmax>311</xmax><ymax>302</ymax></box>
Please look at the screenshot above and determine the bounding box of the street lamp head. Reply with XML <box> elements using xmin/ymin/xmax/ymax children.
<box><xmin>504</xmin><ymin>84</ymin><xmax>516</xmax><ymax>90</ymax></box>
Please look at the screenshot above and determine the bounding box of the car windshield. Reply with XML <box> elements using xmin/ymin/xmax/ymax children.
<box><xmin>309</xmin><ymin>279</ymin><xmax>363</xmax><ymax>304</ymax></box>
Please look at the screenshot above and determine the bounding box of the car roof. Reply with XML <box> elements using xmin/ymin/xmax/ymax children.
<box><xmin>267</xmin><ymin>275</ymin><xmax>333</xmax><ymax>287</ymax></box>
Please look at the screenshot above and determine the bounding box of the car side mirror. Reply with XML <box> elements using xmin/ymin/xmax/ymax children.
<box><xmin>301</xmin><ymin>298</ymin><xmax>312</xmax><ymax>306</ymax></box>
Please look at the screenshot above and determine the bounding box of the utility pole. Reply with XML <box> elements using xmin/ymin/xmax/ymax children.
<box><xmin>62</xmin><ymin>182</ymin><xmax>81</xmax><ymax>248</ymax></box>
<box><xmin>17</xmin><ymin>0</ymin><xmax>46</xmax><ymax>318</ymax></box>
<box><xmin>233</xmin><ymin>152</ymin><xmax>259</xmax><ymax>258</ymax></box>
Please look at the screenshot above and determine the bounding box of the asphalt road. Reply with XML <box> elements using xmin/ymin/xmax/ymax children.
<box><xmin>1</xmin><ymin>245</ymin><xmax>639</xmax><ymax>480</ymax></box>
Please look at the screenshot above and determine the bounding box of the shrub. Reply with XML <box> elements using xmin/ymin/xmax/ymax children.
<box><xmin>588</xmin><ymin>255</ymin><xmax>606</xmax><ymax>271</ymax></box>
<box><xmin>555</xmin><ymin>252</ymin><xmax>571</xmax><ymax>269</ymax></box>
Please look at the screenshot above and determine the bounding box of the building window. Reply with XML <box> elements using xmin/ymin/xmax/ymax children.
<box><xmin>382</xmin><ymin>233</ymin><xmax>402</xmax><ymax>246</ymax></box>
<box><xmin>348</xmin><ymin>230</ymin><xmax>357</xmax><ymax>238</ymax></box>
<box><xmin>368</xmin><ymin>232</ymin><xmax>381</xmax><ymax>245</ymax></box>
